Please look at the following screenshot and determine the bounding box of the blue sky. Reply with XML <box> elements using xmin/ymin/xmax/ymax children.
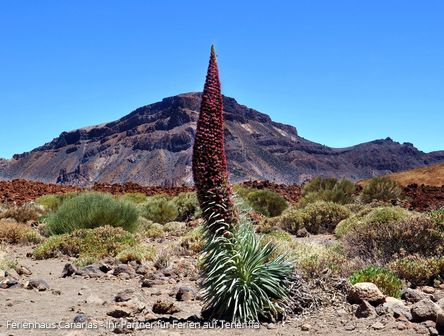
<box><xmin>0</xmin><ymin>1</ymin><xmax>443</xmax><ymax>158</ymax></box>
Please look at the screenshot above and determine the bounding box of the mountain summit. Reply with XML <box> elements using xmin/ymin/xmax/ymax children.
<box><xmin>0</xmin><ymin>93</ymin><xmax>442</xmax><ymax>186</ymax></box>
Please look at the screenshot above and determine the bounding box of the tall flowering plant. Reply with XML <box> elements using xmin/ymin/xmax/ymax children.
<box><xmin>192</xmin><ymin>45</ymin><xmax>235</xmax><ymax>235</ymax></box>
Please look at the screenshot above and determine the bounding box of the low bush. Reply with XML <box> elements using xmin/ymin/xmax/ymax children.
<box><xmin>139</xmin><ymin>195</ymin><xmax>178</xmax><ymax>224</ymax></box>
<box><xmin>0</xmin><ymin>219</ymin><xmax>42</xmax><ymax>244</ymax></box>
<box><xmin>387</xmin><ymin>255</ymin><xmax>444</xmax><ymax>286</ymax></box>
<box><xmin>335</xmin><ymin>206</ymin><xmax>409</xmax><ymax>238</ymax></box>
<box><xmin>116</xmin><ymin>244</ymin><xmax>156</xmax><ymax>263</ymax></box>
<box><xmin>33</xmin><ymin>225</ymin><xmax>137</xmax><ymax>261</ymax></box>
<box><xmin>288</xmin><ymin>241</ymin><xmax>358</xmax><ymax>277</ymax></box>
<box><xmin>180</xmin><ymin>226</ymin><xmax>205</xmax><ymax>253</ymax></box>
<box><xmin>429</xmin><ymin>208</ymin><xmax>444</xmax><ymax>228</ymax></box>
<box><xmin>300</xmin><ymin>201</ymin><xmax>351</xmax><ymax>234</ymax></box>
<box><xmin>0</xmin><ymin>203</ymin><xmax>44</xmax><ymax>223</ymax></box>
<box><xmin>361</xmin><ymin>176</ymin><xmax>402</xmax><ymax>203</ymax></box>
<box><xmin>0</xmin><ymin>247</ymin><xmax>17</xmax><ymax>271</ymax></box>
<box><xmin>262</xmin><ymin>229</ymin><xmax>293</xmax><ymax>243</ymax></box>
<box><xmin>35</xmin><ymin>192</ymin><xmax>79</xmax><ymax>213</ymax></box>
<box><xmin>120</xmin><ymin>192</ymin><xmax>147</xmax><ymax>204</ymax></box>
<box><xmin>46</xmin><ymin>192</ymin><xmax>139</xmax><ymax>235</ymax></box>
<box><xmin>343</xmin><ymin>215</ymin><xmax>444</xmax><ymax>263</ymax></box>
<box><xmin>163</xmin><ymin>221</ymin><xmax>187</xmax><ymax>236</ymax></box>
<box><xmin>298</xmin><ymin>177</ymin><xmax>355</xmax><ymax>207</ymax></box>
<box><xmin>349</xmin><ymin>266</ymin><xmax>403</xmax><ymax>298</ymax></box>
<box><xmin>154</xmin><ymin>248</ymin><xmax>172</xmax><ymax>269</ymax></box>
<box><xmin>245</xmin><ymin>189</ymin><xmax>288</xmax><ymax>217</ymax></box>
<box><xmin>172</xmin><ymin>192</ymin><xmax>200</xmax><ymax>221</ymax></box>
<box><xmin>137</xmin><ymin>218</ymin><xmax>165</xmax><ymax>238</ymax></box>
<box><xmin>256</xmin><ymin>216</ymin><xmax>281</xmax><ymax>233</ymax></box>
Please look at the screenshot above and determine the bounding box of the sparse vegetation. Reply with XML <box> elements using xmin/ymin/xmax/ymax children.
<box><xmin>163</xmin><ymin>221</ymin><xmax>187</xmax><ymax>236</ymax></box>
<box><xmin>244</xmin><ymin>188</ymin><xmax>288</xmax><ymax>217</ymax></box>
<box><xmin>172</xmin><ymin>192</ymin><xmax>201</xmax><ymax>221</ymax></box>
<box><xmin>298</xmin><ymin>176</ymin><xmax>355</xmax><ymax>207</ymax></box>
<box><xmin>119</xmin><ymin>192</ymin><xmax>147</xmax><ymax>204</ymax></box>
<box><xmin>335</xmin><ymin>206</ymin><xmax>409</xmax><ymax>238</ymax></box>
<box><xmin>342</xmin><ymin>215</ymin><xmax>444</xmax><ymax>263</ymax></box>
<box><xmin>299</xmin><ymin>201</ymin><xmax>351</xmax><ymax>234</ymax></box>
<box><xmin>116</xmin><ymin>244</ymin><xmax>156</xmax><ymax>263</ymax></box>
<box><xmin>0</xmin><ymin>247</ymin><xmax>17</xmax><ymax>271</ymax></box>
<box><xmin>35</xmin><ymin>192</ymin><xmax>79</xmax><ymax>212</ymax></box>
<box><xmin>46</xmin><ymin>192</ymin><xmax>139</xmax><ymax>235</ymax></box>
<box><xmin>0</xmin><ymin>219</ymin><xmax>43</xmax><ymax>244</ymax></box>
<box><xmin>361</xmin><ymin>176</ymin><xmax>402</xmax><ymax>203</ymax></box>
<box><xmin>349</xmin><ymin>266</ymin><xmax>403</xmax><ymax>298</ymax></box>
<box><xmin>139</xmin><ymin>195</ymin><xmax>178</xmax><ymax>224</ymax></box>
<box><xmin>33</xmin><ymin>225</ymin><xmax>137</xmax><ymax>262</ymax></box>
<box><xmin>387</xmin><ymin>255</ymin><xmax>444</xmax><ymax>286</ymax></box>
<box><xmin>180</xmin><ymin>226</ymin><xmax>205</xmax><ymax>253</ymax></box>
<box><xmin>137</xmin><ymin>218</ymin><xmax>165</xmax><ymax>238</ymax></box>
<box><xmin>0</xmin><ymin>203</ymin><xmax>44</xmax><ymax>223</ymax></box>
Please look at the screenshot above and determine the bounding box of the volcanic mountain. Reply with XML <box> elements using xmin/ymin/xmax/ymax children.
<box><xmin>0</xmin><ymin>93</ymin><xmax>442</xmax><ymax>186</ymax></box>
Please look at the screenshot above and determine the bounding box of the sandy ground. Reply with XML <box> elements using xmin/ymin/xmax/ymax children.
<box><xmin>0</xmin><ymin>244</ymin><xmax>423</xmax><ymax>336</ymax></box>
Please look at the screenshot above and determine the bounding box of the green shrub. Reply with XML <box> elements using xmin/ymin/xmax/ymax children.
<box><xmin>233</xmin><ymin>185</ymin><xmax>253</xmax><ymax>199</ymax></box>
<box><xmin>116</xmin><ymin>244</ymin><xmax>156</xmax><ymax>263</ymax></box>
<box><xmin>163</xmin><ymin>221</ymin><xmax>187</xmax><ymax>236</ymax></box>
<box><xmin>299</xmin><ymin>177</ymin><xmax>355</xmax><ymax>206</ymax></box>
<box><xmin>180</xmin><ymin>226</ymin><xmax>205</xmax><ymax>253</ymax></box>
<box><xmin>361</xmin><ymin>177</ymin><xmax>402</xmax><ymax>203</ymax></box>
<box><xmin>45</xmin><ymin>192</ymin><xmax>138</xmax><ymax>235</ymax></box>
<box><xmin>300</xmin><ymin>201</ymin><xmax>351</xmax><ymax>234</ymax></box>
<box><xmin>343</xmin><ymin>215</ymin><xmax>444</xmax><ymax>263</ymax></box>
<box><xmin>172</xmin><ymin>192</ymin><xmax>200</xmax><ymax>221</ymax></box>
<box><xmin>277</xmin><ymin>209</ymin><xmax>306</xmax><ymax>234</ymax></box>
<box><xmin>120</xmin><ymin>192</ymin><xmax>147</xmax><ymax>204</ymax></box>
<box><xmin>429</xmin><ymin>209</ymin><xmax>444</xmax><ymax>229</ymax></box>
<box><xmin>201</xmin><ymin>222</ymin><xmax>293</xmax><ymax>322</ymax></box>
<box><xmin>256</xmin><ymin>216</ymin><xmax>281</xmax><ymax>233</ymax></box>
<box><xmin>286</xmin><ymin>241</ymin><xmax>355</xmax><ymax>277</ymax></box>
<box><xmin>262</xmin><ymin>229</ymin><xmax>293</xmax><ymax>243</ymax></box>
<box><xmin>35</xmin><ymin>192</ymin><xmax>79</xmax><ymax>213</ymax></box>
<box><xmin>139</xmin><ymin>195</ymin><xmax>178</xmax><ymax>224</ymax></box>
<box><xmin>137</xmin><ymin>218</ymin><xmax>165</xmax><ymax>238</ymax></box>
<box><xmin>245</xmin><ymin>189</ymin><xmax>288</xmax><ymax>217</ymax></box>
<box><xmin>0</xmin><ymin>247</ymin><xmax>17</xmax><ymax>271</ymax></box>
<box><xmin>33</xmin><ymin>226</ymin><xmax>136</xmax><ymax>261</ymax></box>
<box><xmin>388</xmin><ymin>255</ymin><xmax>444</xmax><ymax>286</ymax></box>
<box><xmin>335</xmin><ymin>206</ymin><xmax>409</xmax><ymax>238</ymax></box>
<box><xmin>349</xmin><ymin>266</ymin><xmax>403</xmax><ymax>298</ymax></box>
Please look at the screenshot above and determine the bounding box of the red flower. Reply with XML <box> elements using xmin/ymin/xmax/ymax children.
<box><xmin>192</xmin><ymin>46</ymin><xmax>235</xmax><ymax>234</ymax></box>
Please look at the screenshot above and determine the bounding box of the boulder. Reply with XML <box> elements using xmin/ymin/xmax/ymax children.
<box><xmin>355</xmin><ymin>300</ymin><xmax>377</xmax><ymax>318</ymax></box>
<box><xmin>347</xmin><ymin>282</ymin><xmax>385</xmax><ymax>305</ymax></box>
<box><xmin>115</xmin><ymin>289</ymin><xmax>134</xmax><ymax>302</ymax></box>
<box><xmin>113</xmin><ymin>264</ymin><xmax>136</xmax><ymax>277</ymax></box>
<box><xmin>411</xmin><ymin>299</ymin><xmax>440</xmax><ymax>322</ymax></box>
<box><xmin>82</xmin><ymin>265</ymin><xmax>104</xmax><ymax>278</ymax></box>
<box><xmin>383</xmin><ymin>296</ymin><xmax>412</xmax><ymax>320</ymax></box>
<box><xmin>175</xmin><ymin>286</ymin><xmax>196</xmax><ymax>302</ymax></box>
<box><xmin>401</xmin><ymin>288</ymin><xmax>428</xmax><ymax>303</ymax></box>
<box><xmin>61</xmin><ymin>263</ymin><xmax>77</xmax><ymax>278</ymax></box>
<box><xmin>152</xmin><ymin>300</ymin><xmax>180</xmax><ymax>314</ymax></box>
<box><xmin>24</xmin><ymin>279</ymin><xmax>49</xmax><ymax>291</ymax></box>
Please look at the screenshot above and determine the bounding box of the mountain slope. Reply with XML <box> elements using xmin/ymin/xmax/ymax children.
<box><xmin>0</xmin><ymin>92</ymin><xmax>442</xmax><ymax>186</ymax></box>
<box><xmin>376</xmin><ymin>162</ymin><xmax>444</xmax><ymax>186</ymax></box>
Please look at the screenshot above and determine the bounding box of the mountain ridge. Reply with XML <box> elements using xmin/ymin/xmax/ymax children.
<box><xmin>0</xmin><ymin>92</ymin><xmax>442</xmax><ymax>186</ymax></box>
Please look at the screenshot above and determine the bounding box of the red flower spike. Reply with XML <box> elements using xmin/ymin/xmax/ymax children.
<box><xmin>192</xmin><ymin>45</ymin><xmax>235</xmax><ymax>234</ymax></box>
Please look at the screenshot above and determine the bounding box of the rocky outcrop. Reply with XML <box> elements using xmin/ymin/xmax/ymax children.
<box><xmin>1</xmin><ymin>93</ymin><xmax>442</xmax><ymax>186</ymax></box>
